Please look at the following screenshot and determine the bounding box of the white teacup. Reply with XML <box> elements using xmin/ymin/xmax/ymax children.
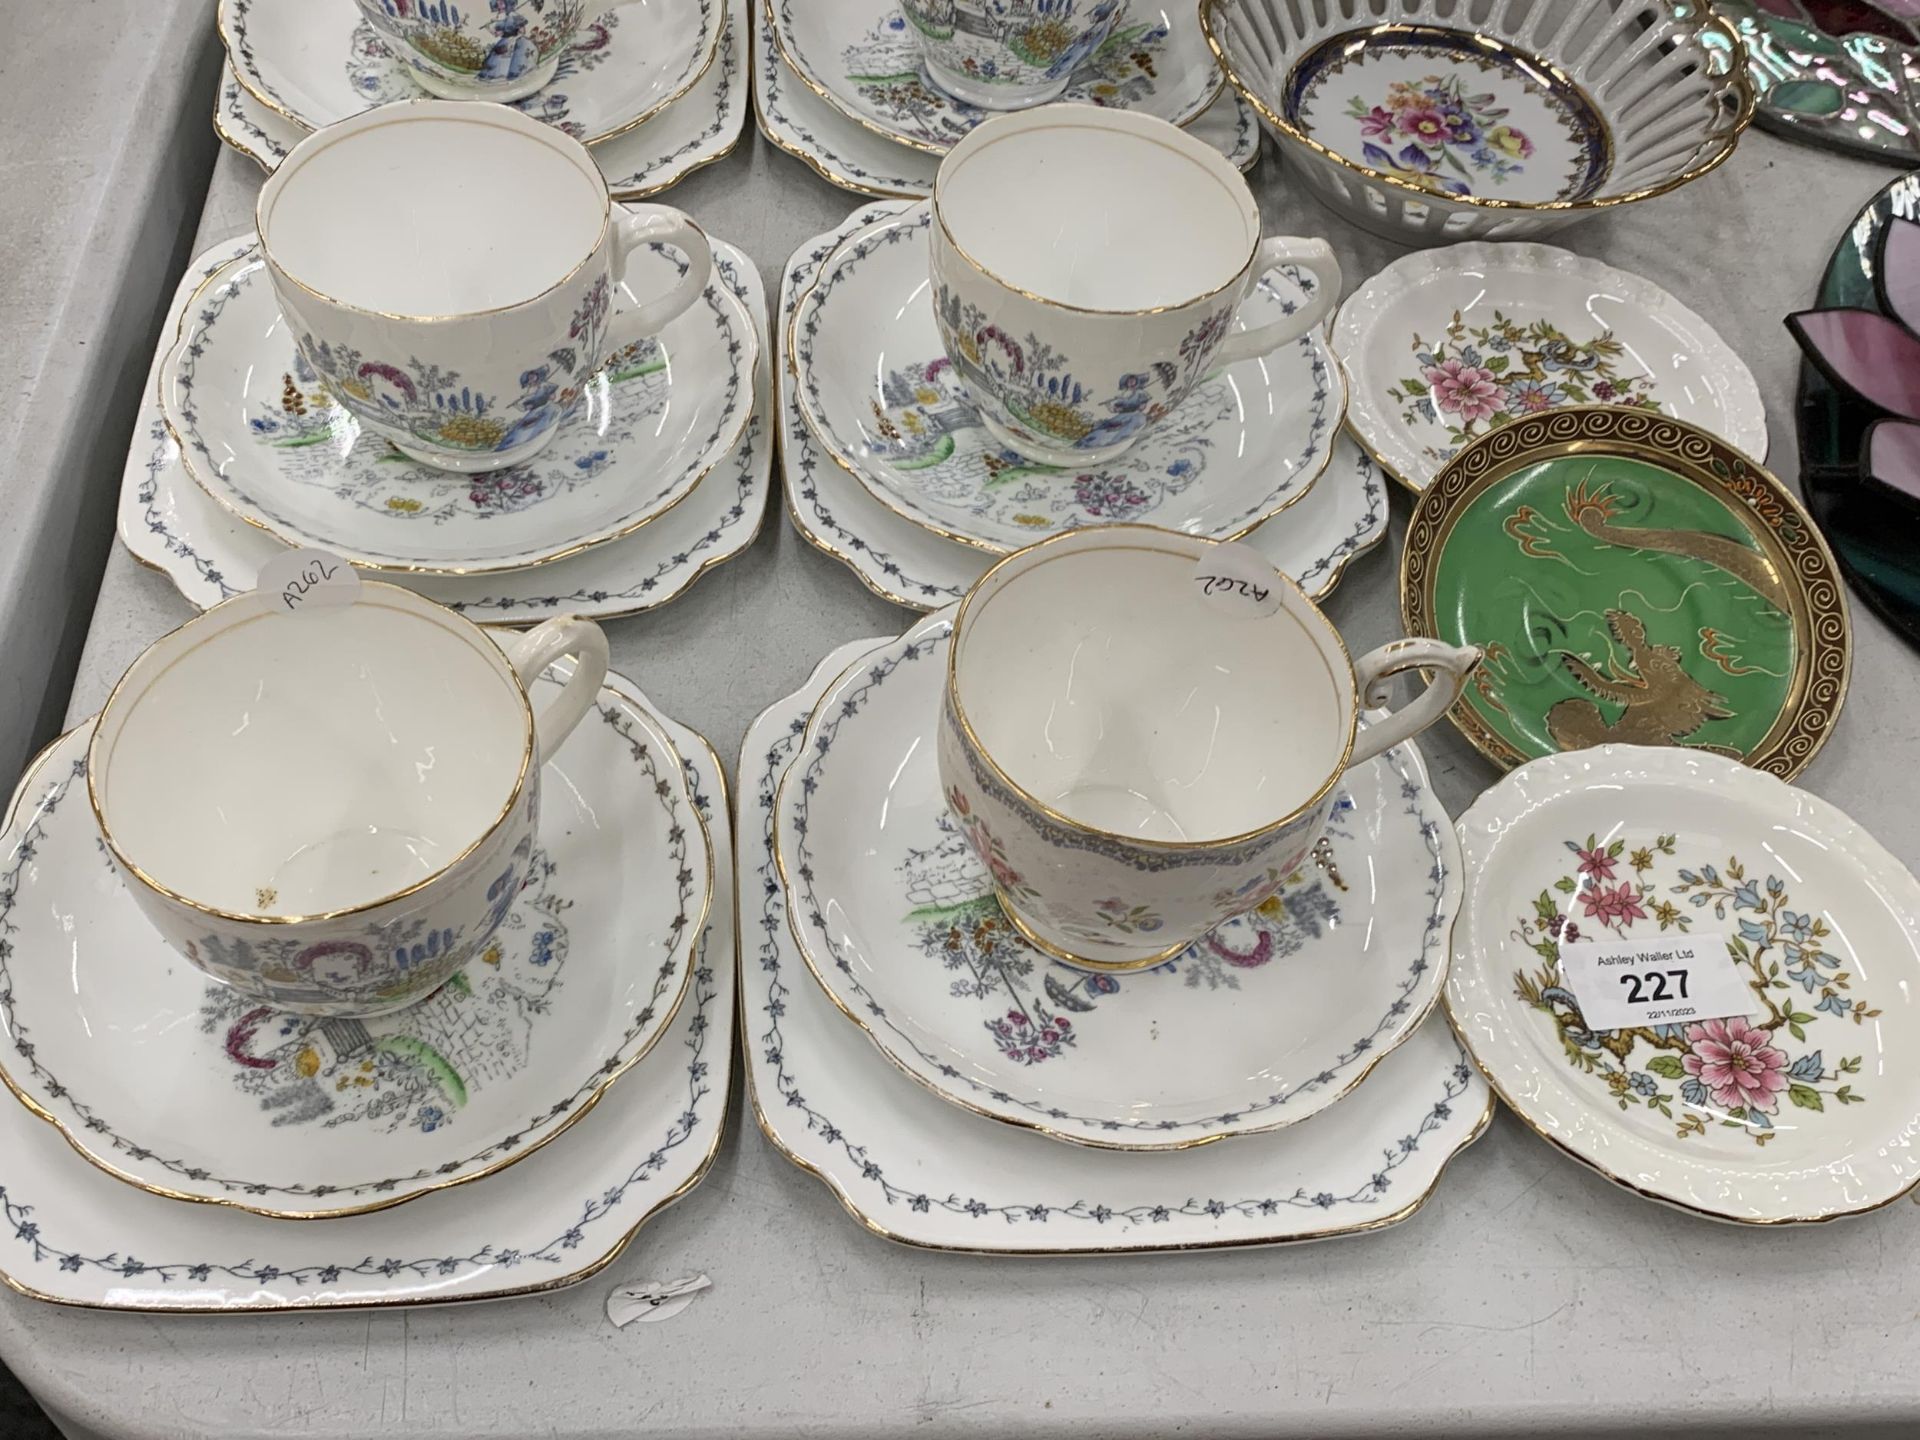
<box><xmin>937</xmin><ymin>526</ymin><xmax>1480</xmax><ymax>970</ymax></box>
<box><xmin>87</xmin><ymin>582</ymin><xmax>610</xmax><ymax>1018</ymax></box>
<box><xmin>353</xmin><ymin>0</ymin><xmax>629</xmax><ymax>103</ymax></box>
<box><xmin>902</xmin><ymin>0</ymin><xmax>1124</xmax><ymax>109</ymax></box>
<box><xmin>257</xmin><ymin>99</ymin><xmax>712</xmax><ymax>474</ymax></box>
<box><xmin>930</xmin><ymin>105</ymin><xmax>1342</xmax><ymax>467</ymax></box>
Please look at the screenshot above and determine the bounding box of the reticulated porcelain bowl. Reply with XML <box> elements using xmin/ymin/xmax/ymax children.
<box><xmin>1201</xmin><ymin>0</ymin><xmax>1754</xmax><ymax>244</ymax></box>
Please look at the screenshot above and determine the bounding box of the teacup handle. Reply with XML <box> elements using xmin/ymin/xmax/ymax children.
<box><xmin>1208</xmin><ymin>238</ymin><xmax>1343</xmax><ymax>368</ymax></box>
<box><xmin>610</xmin><ymin>205</ymin><xmax>715</xmax><ymax>337</ymax></box>
<box><xmin>503</xmin><ymin>616</ymin><xmax>611</xmax><ymax>763</ymax></box>
<box><xmin>1346</xmin><ymin>639</ymin><xmax>1482</xmax><ymax>770</ymax></box>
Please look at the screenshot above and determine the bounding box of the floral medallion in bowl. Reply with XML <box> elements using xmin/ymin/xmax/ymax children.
<box><xmin>0</xmin><ymin>668</ymin><xmax>711</xmax><ymax>1221</ymax></box>
<box><xmin>219</xmin><ymin>0</ymin><xmax>723</xmax><ymax>145</ymax></box>
<box><xmin>789</xmin><ymin>202</ymin><xmax>1341</xmax><ymax>554</ymax></box>
<box><xmin>1336</xmin><ymin>242</ymin><xmax>1767</xmax><ymax>491</ymax></box>
<box><xmin>1401</xmin><ymin>406</ymin><xmax>1850</xmax><ymax>780</ymax></box>
<box><xmin>766</xmin><ymin>0</ymin><xmax>1224</xmax><ymax>156</ymax></box>
<box><xmin>1204</xmin><ymin>0</ymin><xmax>1753</xmax><ymax>244</ymax></box>
<box><xmin>1448</xmin><ymin>743</ymin><xmax>1920</xmax><ymax>1223</ymax></box>
<box><xmin>159</xmin><ymin>244</ymin><xmax>756</xmax><ymax>576</ymax></box>
<box><xmin>772</xmin><ymin>609</ymin><xmax>1459</xmax><ymax>1150</ymax></box>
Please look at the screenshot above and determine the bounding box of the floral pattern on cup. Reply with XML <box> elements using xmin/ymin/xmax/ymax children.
<box><xmin>1385</xmin><ymin>312</ymin><xmax>1659</xmax><ymax>468</ymax></box>
<box><xmin>932</xmin><ymin>280</ymin><xmax>1226</xmax><ymax>456</ymax></box>
<box><xmin>294</xmin><ymin>275</ymin><xmax>610</xmax><ymax>461</ymax></box>
<box><xmin>903</xmin><ymin>0</ymin><xmax>1124</xmax><ymax>105</ymax></box>
<box><xmin>355</xmin><ymin>0</ymin><xmax>586</xmax><ymax>87</ymax></box>
<box><xmin>250</xmin><ymin>335</ymin><xmax>667</xmax><ymax>524</ymax></box>
<box><xmin>1513</xmin><ymin>833</ymin><xmax>1878</xmax><ymax>1144</ymax></box>
<box><xmin>832</xmin><ymin>6</ymin><xmax>1171</xmax><ymax>147</ymax></box>
<box><xmin>202</xmin><ymin>842</ymin><xmax>567</xmax><ymax>1136</ymax></box>
<box><xmin>346</xmin><ymin>9</ymin><xmax>622</xmax><ymax>137</ymax></box>
<box><xmin>904</xmin><ymin>798</ymin><xmax>1342</xmax><ymax>1067</ymax></box>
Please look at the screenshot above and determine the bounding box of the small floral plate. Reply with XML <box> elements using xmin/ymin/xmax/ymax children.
<box><xmin>1335</xmin><ymin>243</ymin><xmax>1767</xmax><ymax>492</ymax></box>
<box><xmin>747</xmin><ymin>639</ymin><xmax>1490</xmax><ymax>1248</ymax></box>
<box><xmin>0</xmin><ymin>666</ymin><xmax>711</xmax><ymax>1221</ymax></box>
<box><xmin>125</xmin><ymin>235</ymin><xmax>772</xmax><ymax>623</ymax></box>
<box><xmin>216</xmin><ymin>0</ymin><xmax>749</xmax><ymax>197</ymax></box>
<box><xmin>768</xmin><ymin>0</ymin><xmax>1224</xmax><ymax>156</ymax></box>
<box><xmin>220</xmin><ymin>0</ymin><xmax>723</xmax><ymax>146</ymax></box>
<box><xmin>0</xmin><ymin>678</ymin><xmax>733</xmax><ymax>1310</ymax></box>
<box><xmin>1447</xmin><ymin>743</ymin><xmax>1920</xmax><ymax>1224</ymax></box>
<box><xmin>774</xmin><ymin>609</ymin><xmax>1460</xmax><ymax>1150</ymax></box>
<box><xmin>159</xmin><ymin>243</ymin><xmax>756</xmax><ymax>576</ymax></box>
<box><xmin>790</xmin><ymin>201</ymin><xmax>1342</xmax><ymax>553</ymax></box>
<box><xmin>754</xmin><ymin>4</ymin><xmax>1260</xmax><ymax>196</ymax></box>
<box><xmin>782</xmin><ymin>202</ymin><xmax>1387</xmax><ymax>607</ymax></box>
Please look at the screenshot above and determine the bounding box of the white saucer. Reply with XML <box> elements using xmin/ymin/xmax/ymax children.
<box><xmin>768</xmin><ymin>0</ymin><xmax>1223</xmax><ymax>155</ymax></box>
<box><xmin>1333</xmin><ymin>242</ymin><xmax>1768</xmax><ymax>491</ymax></box>
<box><xmin>124</xmin><ymin>235</ymin><xmax>771</xmax><ymax>621</ymax></box>
<box><xmin>216</xmin><ymin>0</ymin><xmax>749</xmax><ymax>198</ymax></box>
<box><xmin>0</xmin><ymin>676</ymin><xmax>734</xmax><ymax>1309</ymax></box>
<box><xmin>781</xmin><ymin>202</ymin><xmax>1387</xmax><ymax>607</ymax></box>
<box><xmin>160</xmin><ymin>243</ymin><xmax>755</xmax><ymax>576</ymax></box>
<box><xmin>753</xmin><ymin>5</ymin><xmax>1259</xmax><ymax>196</ymax></box>
<box><xmin>1449</xmin><ymin>744</ymin><xmax>1920</xmax><ymax>1224</ymax></box>
<box><xmin>220</xmin><ymin>0</ymin><xmax>723</xmax><ymax>146</ymax></box>
<box><xmin>791</xmin><ymin>201</ymin><xmax>1340</xmax><ymax>553</ymax></box>
<box><xmin>774</xmin><ymin>609</ymin><xmax>1458</xmax><ymax>1149</ymax></box>
<box><xmin>746</xmin><ymin>639</ymin><xmax>1491</xmax><ymax>1248</ymax></box>
<box><xmin>0</xmin><ymin>666</ymin><xmax>711</xmax><ymax>1222</ymax></box>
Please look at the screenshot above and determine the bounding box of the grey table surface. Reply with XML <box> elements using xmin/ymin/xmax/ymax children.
<box><xmin>0</xmin><ymin>0</ymin><xmax>220</xmax><ymax>787</ymax></box>
<box><xmin>4</xmin><ymin>104</ymin><xmax>1920</xmax><ymax>1440</ymax></box>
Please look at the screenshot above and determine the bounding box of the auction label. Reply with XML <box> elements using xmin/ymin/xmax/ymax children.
<box><xmin>1557</xmin><ymin>931</ymin><xmax>1755</xmax><ymax>1032</ymax></box>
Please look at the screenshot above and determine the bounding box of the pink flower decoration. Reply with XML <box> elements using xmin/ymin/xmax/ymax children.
<box><xmin>1425</xmin><ymin>359</ymin><xmax>1504</xmax><ymax>423</ymax></box>
<box><xmin>1787</xmin><ymin>217</ymin><xmax>1920</xmax><ymax>503</ymax></box>
<box><xmin>1578</xmin><ymin>881</ymin><xmax>1647</xmax><ymax>929</ymax></box>
<box><xmin>1358</xmin><ymin>105</ymin><xmax>1397</xmax><ymax>139</ymax></box>
<box><xmin>1573</xmin><ymin>846</ymin><xmax>1618</xmax><ymax>881</ymax></box>
<box><xmin>1397</xmin><ymin>107</ymin><xmax>1450</xmax><ymax>144</ymax></box>
<box><xmin>1681</xmin><ymin>1015</ymin><xmax>1790</xmax><ymax>1114</ymax></box>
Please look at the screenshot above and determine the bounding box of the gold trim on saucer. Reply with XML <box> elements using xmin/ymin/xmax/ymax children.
<box><xmin>33</xmin><ymin>674</ymin><xmax>713</xmax><ymax>1221</ymax></box>
<box><xmin>786</xmin><ymin>206</ymin><xmax>1346</xmax><ymax>557</ymax></box>
<box><xmin>0</xmin><ymin>726</ymin><xmax>734</xmax><ymax>1308</ymax></box>
<box><xmin>1201</xmin><ymin>4</ymin><xmax>1754</xmax><ymax>216</ymax></box>
<box><xmin>748</xmin><ymin>691</ymin><xmax>1493</xmax><ymax>1244</ymax></box>
<box><xmin>217</xmin><ymin>0</ymin><xmax>723</xmax><ymax>149</ymax></box>
<box><xmin>157</xmin><ymin>247</ymin><xmax>760</xmax><ymax>578</ymax></box>
<box><xmin>769</xmin><ymin>615</ymin><xmax>1453</xmax><ymax>1152</ymax></box>
<box><xmin>763</xmin><ymin>0</ymin><xmax>1225</xmax><ymax>159</ymax></box>
<box><xmin>1399</xmin><ymin>405</ymin><xmax>1851</xmax><ymax>782</ymax></box>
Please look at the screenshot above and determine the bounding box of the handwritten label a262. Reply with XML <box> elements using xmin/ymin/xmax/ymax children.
<box><xmin>255</xmin><ymin>548</ymin><xmax>361</xmax><ymax>615</ymax></box>
<box><xmin>1190</xmin><ymin>542</ymin><xmax>1284</xmax><ymax>619</ymax></box>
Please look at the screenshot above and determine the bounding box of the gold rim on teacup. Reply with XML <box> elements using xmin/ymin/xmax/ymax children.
<box><xmin>946</xmin><ymin>525</ymin><xmax>1365</xmax><ymax>852</ymax></box>
<box><xmin>86</xmin><ymin>581</ymin><xmax>537</xmax><ymax>927</ymax></box>
<box><xmin>256</xmin><ymin>100</ymin><xmax>616</xmax><ymax>324</ymax></box>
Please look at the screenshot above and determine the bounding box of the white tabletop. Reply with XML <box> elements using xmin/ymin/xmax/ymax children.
<box><xmin>0</xmin><ymin>0</ymin><xmax>219</xmax><ymax>785</ymax></box>
<box><xmin>6</xmin><ymin>104</ymin><xmax>1920</xmax><ymax>1440</ymax></box>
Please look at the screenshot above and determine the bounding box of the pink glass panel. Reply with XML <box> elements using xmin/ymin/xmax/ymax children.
<box><xmin>1791</xmin><ymin>307</ymin><xmax>1920</xmax><ymax>418</ymax></box>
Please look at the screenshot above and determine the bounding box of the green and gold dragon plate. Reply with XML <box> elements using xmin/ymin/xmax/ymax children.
<box><xmin>1402</xmin><ymin>407</ymin><xmax>1850</xmax><ymax>779</ymax></box>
